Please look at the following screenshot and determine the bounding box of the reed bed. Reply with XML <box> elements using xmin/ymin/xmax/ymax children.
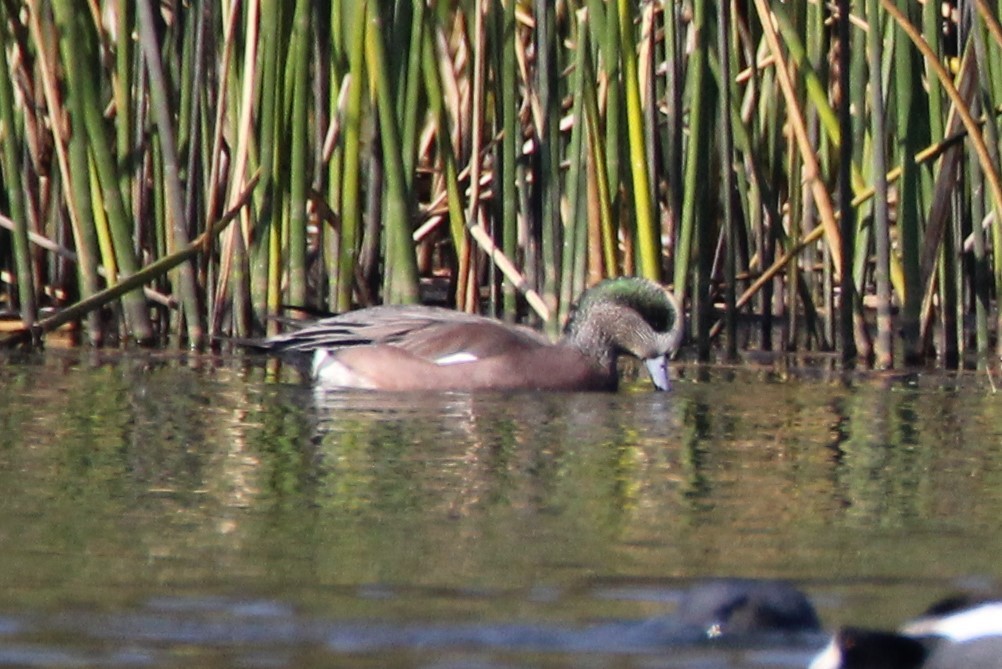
<box><xmin>0</xmin><ymin>0</ymin><xmax>999</xmax><ymax>368</ymax></box>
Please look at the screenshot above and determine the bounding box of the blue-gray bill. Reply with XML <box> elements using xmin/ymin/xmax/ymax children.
<box><xmin>644</xmin><ymin>356</ymin><xmax>671</xmax><ymax>391</ymax></box>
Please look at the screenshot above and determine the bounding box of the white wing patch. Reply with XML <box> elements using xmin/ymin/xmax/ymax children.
<box><xmin>902</xmin><ymin>602</ymin><xmax>1002</xmax><ymax>643</ymax></box>
<box><xmin>807</xmin><ymin>638</ymin><xmax>841</xmax><ymax>669</ymax></box>
<box><xmin>434</xmin><ymin>352</ymin><xmax>479</xmax><ymax>365</ymax></box>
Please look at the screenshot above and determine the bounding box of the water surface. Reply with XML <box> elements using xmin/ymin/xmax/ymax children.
<box><xmin>0</xmin><ymin>351</ymin><xmax>1000</xmax><ymax>667</ymax></box>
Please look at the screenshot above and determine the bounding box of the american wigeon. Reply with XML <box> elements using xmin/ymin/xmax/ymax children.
<box><xmin>677</xmin><ymin>578</ymin><xmax>821</xmax><ymax>638</ymax></box>
<box><xmin>248</xmin><ymin>277</ymin><xmax>683</xmax><ymax>392</ymax></box>
<box><xmin>810</xmin><ymin>627</ymin><xmax>928</xmax><ymax>669</ymax></box>
<box><xmin>810</xmin><ymin>597</ymin><xmax>1002</xmax><ymax>669</ymax></box>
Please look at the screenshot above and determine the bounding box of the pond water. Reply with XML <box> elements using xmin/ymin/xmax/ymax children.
<box><xmin>0</xmin><ymin>350</ymin><xmax>1000</xmax><ymax>668</ymax></box>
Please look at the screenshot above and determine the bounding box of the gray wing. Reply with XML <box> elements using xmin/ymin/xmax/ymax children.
<box><xmin>254</xmin><ymin>305</ymin><xmax>550</xmax><ymax>361</ymax></box>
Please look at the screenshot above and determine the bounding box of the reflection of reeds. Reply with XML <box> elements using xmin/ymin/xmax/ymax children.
<box><xmin>1</xmin><ymin>2</ymin><xmax>1000</xmax><ymax>366</ymax></box>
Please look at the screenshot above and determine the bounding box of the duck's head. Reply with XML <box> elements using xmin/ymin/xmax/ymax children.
<box><xmin>809</xmin><ymin>628</ymin><xmax>928</xmax><ymax>669</ymax></box>
<box><xmin>563</xmin><ymin>277</ymin><xmax>684</xmax><ymax>390</ymax></box>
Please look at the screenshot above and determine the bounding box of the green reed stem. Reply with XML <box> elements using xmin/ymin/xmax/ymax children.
<box><xmin>399</xmin><ymin>0</ymin><xmax>424</xmax><ymax>187</ymax></box>
<box><xmin>366</xmin><ymin>1</ymin><xmax>418</xmax><ymax>304</ymax></box>
<box><xmin>535</xmin><ymin>0</ymin><xmax>560</xmax><ymax>325</ymax></box>
<box><xmin>50</xmin><ymin>0</ymin><xmax>104</xmax><ymax>344</ymax></box>
<box><xmin>78</xmin><ymin>14</ymin><xmax>154</xmax><ymax>342</ymax></box>
<box><xmin>718</xmin><ymin>0</ymin><xmax>737</xmax><ymax>361</ymax></box>
<box><xmin>252</xmin><ymin>0</ymin><xmax>280</xmax><ymax>327</ymax></box>
<box><xmin>662</xmin><ymin>1</ymin><xmax>683</xmax><ymax>271</ymax></box>
<box><xmin>559</xmin><ymin>10</ymin><xmax>589</xmax><ymax>326</ymax></box>
<box><xmin>891</xmin><ymin>0</ymin><xmax>924</xmax><ymax>363</ymax></box>
<box><xmin>0</xmin><ymin>34</ymin><xmax>35</xmax><ymax>327</ymax></box>
<box><xmin>836</xmin><ymin>0</ymin><xmax>858</xmax><ymax>360</ymax></box>
<box><xmin>113</xmin><ymin>0</ymin><xmax>133</xmax><ymax>210</ymax></box>
<box><xmin>420</xmin><ymin>11</ymin><xmax>466</xmax><ymax>290</ymax></box>
<box><xmin>337</xmin><ymin>0</ymin><xmax>367</xmax><ymax>311</ymax></box>
<box><xmin>971</xmin><ymin>5</ymin><xmax>1002</xmax><ymax>356</ymax></box>
<box><xmin>599</xmin><ymin>0</ymin><xmax>621</xmax><ymax>228</ymax></box>
<box><xmin>617</xmin><ymin>0</ymin><xmax>659</xmax><ymax>281</ymax></box>
<box><xmin>499</xmin><ymin>0</ymin><xmax>518</xmax><ymax>318</ymax></box>
<box><xmin>674</xmin><ymin>0</ymin><xmax>710</xmax><ymax>308</ymax></box>
<box><xmin>581</xmin><ymin>41</ymin><xmax>617</xmax><ymax>280</ymax></box>
<box><xmin>866</xmin><ymin>0</ymin><xmax>892</xmax><ymax>367</ymax></box>
<box><xmin>288</xmin><ymin>0</ymin><xmax>311</xmax><ymax>308</ymax></box>
<box><xmin>137</xmin><ymin>0</ymin><xmax>204</xmax><ymax>346</ymax></box>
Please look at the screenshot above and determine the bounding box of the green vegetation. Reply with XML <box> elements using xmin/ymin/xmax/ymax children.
<box><xmin>0</xmin><ymin>1</ymin><xmax>1000</xmax><ymax>368</ymax></box>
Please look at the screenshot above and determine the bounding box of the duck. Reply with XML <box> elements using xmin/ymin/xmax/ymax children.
<box><xmin>246</xmin><ymin>276</ymin><xmax>684</xmax><ymax>392</ymax></box>
<box><xmin>677</xmin><ymin>578</ymin><xmax>821</xmax><ymax>638</ymax></box>
<box><xmin>809</xmin><ymin>597</ymin><xmax>1002</xmax><ymax>669</ymax></box>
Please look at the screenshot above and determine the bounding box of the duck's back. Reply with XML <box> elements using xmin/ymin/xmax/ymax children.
<box><xmin>257</xmin><ymin>305</ymin><xmax>549</xmax><ymax>358</ymax></box>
